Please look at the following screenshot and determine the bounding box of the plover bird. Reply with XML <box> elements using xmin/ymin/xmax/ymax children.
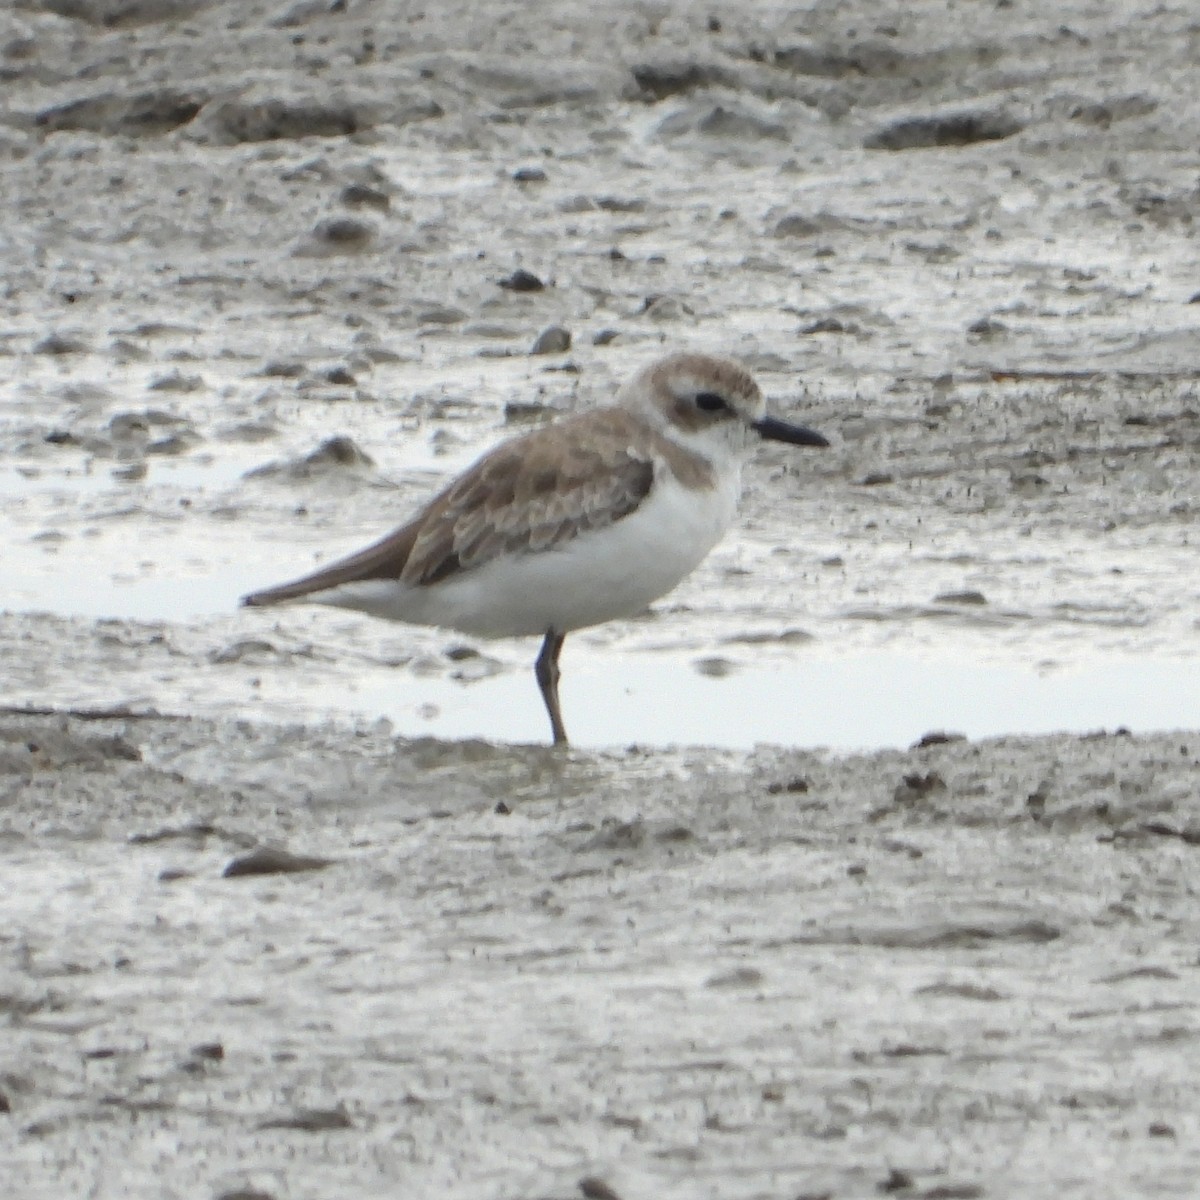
<box><xmin>242</xmin><ymin>352</ymin><xmax>829</xmax><ymax>745</ymax></box>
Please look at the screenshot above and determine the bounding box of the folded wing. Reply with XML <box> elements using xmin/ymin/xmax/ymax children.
<box><xmin>241</xmin><ymin>409</ymin><xmax>658</xmax><ymax>607</ymax></box>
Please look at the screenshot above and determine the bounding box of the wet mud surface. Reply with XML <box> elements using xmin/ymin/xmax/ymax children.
<box><xmin>4</xmin><ymin>712</ymin><xmax>1200</xmax><ymax>1199</ymax></box>
<box><xmin>1</xmin><ymin>0</ymin><xmax>1199</xmax><ymax>1195</ymax></box>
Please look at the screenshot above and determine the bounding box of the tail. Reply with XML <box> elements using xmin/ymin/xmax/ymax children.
<box><xmin>240</xmin><ymin>519</ymin><xmax>422</xmax><ymax>610</ymax></box>
<box><xmin>241</xmin><ymin>582</ymin><xmax>309</xmax><ymax>608</ymax></box>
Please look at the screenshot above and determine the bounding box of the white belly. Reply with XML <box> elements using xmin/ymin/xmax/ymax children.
<box><xmin>313</xmin><ymin>468</ymin><xmax>741</xmax><ymax>637</ymax></box>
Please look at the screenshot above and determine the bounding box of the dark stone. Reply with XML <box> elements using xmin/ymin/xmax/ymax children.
<box><xmin>696</xmin><ymin>104</ymin><xmax>787</xmax><ymax>140</ymax></box>
<box><xmin>258</xmin><ymin>1106</ymin><xmax>352</xmax><ymax>1131</ymax></box>
<box><xmin>893</xmin><ymin>771</ymin><xmax>947</xmax><ymax>804</ymax></box>
<box><xmin>865</xmin><ymin>108</ymin><xmax>1022</xmax><ymax>151</ymax></box>
<box><xmin>579</xmin><ymin>1177</ymin><xmax>624</xmax><ymax>1200</ymax></box>
<box><xmin>339</xmin><ymin>183</ymin><xmax>390</xmax><ymax>211</ymax></box>
<box><xmin>303</xmin><ymin>435</ymin><xmax>373</xmax><ymax>468</ymax></box>
<box><xmin>934</xmin><ymin>590</ymin><xmax>987</xmax><ymax>606</ymax></box>
<box><xmin>912</xmin><ymin>731</ymin><xmax>966</xmax><ymax>748</ymax></box>
<box><xmin>774</xmin><ymin>41</ymin><xmax>907</xmax><ymax>78</ymax></box>
<box><xmin>967</xmin><ymin>316</ymin><xmax>1007</xmax><ymax>336</ymax></box>
<box><xmin>878</xmin><ymin>1166</ymin><xmax>915</xmax><ymax>1192</ymax></box>
<box><xmin>531</xmin><ymin>326</ymin><xmax>571</xmax><ymax>355</ymax></box>
<box><xmin>631</xmin><ymin>62</ymin><xmax>723</xmax><ymax>100</ymax></box>
<box><xmin>310</xmin><ymin>217</ymin><xmax>375</xmax><ymax>248</ymax></box>
<box><xmin>766</xmin><ymin>776</ymin><xmax>810</xmax><ymax>795</ymax></box>
<box><xmin>800</xmin><ymin>317</ymin><xmax>848</xmax><ymax>334</ymax></box>
<box><xmin>34</xmin><ymin>332</ymin><xmax>88</xmax><ymax>355</ymax></box>
<box><xmin>773</xmin><ymin>214</ymin><xmax>823</xmax><ymax>238</ymax></box>
<box><xmin>205</xmin><ymin>98</ymin><xmax>363</xmax><ymax>142</ymax></box>
<box><xmin>36</xmin><ymin>89</ymin><xmax>202</xmax><ymax>135</ymax></box>
<box><xmin>499</xmin><ymin>269</ymin><xmax>545</xmax><ymax>292</ymax></box>
<box><xmin>36</xmin><ymin>0</ymin><xmax>213</xmax><ymax>28</ymax></box>
<box><xmin>223</xmin><ymin>847</ymin><xmax>335</xmax><ymax>878</ymax></box>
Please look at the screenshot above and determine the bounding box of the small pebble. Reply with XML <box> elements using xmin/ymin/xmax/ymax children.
<box><xmin>934</xmin><ymin>590</ymin><xmax>987</xmax><ymax>606</ymax></box>
<box><xmin>579</xmin><ymin>1178</ymin><xmax>623</xmax><ymax>1200</ymax></box>
<box><xmin>499</xmin><ymin>268</ymin><xmax>545</xmax><ymax>292</ymax></box>
<box><xmin>878</xmin><ymin>1166</ymin><xmax>914</xmax><ymax>1192</ymax></box>
<box><xmin>257</xmin><ymin>1106</ymin><xmax>352</xmax><ymax>1131</ymax></box>
<box><xmin>34</xmin><ymin>332</ymin><xmax>88</xmax><ymax>355</ymax></box>
<box><xmin>530</xmin><ymin>325</ymin><xmax>571</xmax><ymax>355</ymax></box>
<box><xmin>223</xmin><ymin>847</ymin><xmax>335</xmax><ymax>877</ymax></box>
<box><xmin>299</xmin><ymin>217</ymin><xmax>375</xmax><ymax>254</ymax></box>
<box><xmin>339</xmin><ymin>183</ymin><xmax>390</xmax><ymax>211</ymax></box>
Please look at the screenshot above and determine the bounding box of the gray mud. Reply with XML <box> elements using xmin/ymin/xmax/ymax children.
<box><xmin>1</xmin><ymin>0</ymin><xmax>1199</xmax><ymax>1195</ymax></box>
<box><xmin>3</xmin><ymin>711</ymin><xmax>1200</xmax><ymax>1198</ymax></box>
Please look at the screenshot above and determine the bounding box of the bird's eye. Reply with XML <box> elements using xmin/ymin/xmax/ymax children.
<box><xmin>695</xmin><ymin>392</ymin><xmax>727</xmax><ymax>412</ymax></box>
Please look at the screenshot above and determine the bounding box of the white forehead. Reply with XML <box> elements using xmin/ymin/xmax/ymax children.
<box><xmin>621</xmin><ymin>352</ymin><xmax>763</xmax><ymax>416</ymax></box>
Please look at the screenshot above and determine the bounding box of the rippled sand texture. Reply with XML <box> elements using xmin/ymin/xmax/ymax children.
<box><xmin>4</xmin><ymin>712</ymin><xmax>1200</xmax><ymax>1198</ymax></box>
<box><xmin>1</xmin><ymin>1</ymin><xmax>1199</xmax><ymax>1196</ymax></box>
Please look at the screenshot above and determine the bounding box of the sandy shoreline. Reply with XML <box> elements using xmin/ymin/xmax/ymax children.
<box><xmin>3</xmin><ymin>709</ymin><xmax>1200</xmax><ymax>1197</ymax></box>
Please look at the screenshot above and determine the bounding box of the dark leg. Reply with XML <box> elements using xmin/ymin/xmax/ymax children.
<box><xmin>534</xmin><ymin>630</ymin><xmax>568</xmax><ymax>746</ymax></box>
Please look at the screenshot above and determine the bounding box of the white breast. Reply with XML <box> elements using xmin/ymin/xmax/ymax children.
<box><xmin>314</xmin><ymin>461</ymin><xmax>742</xmax><ymax>638</ymax></box>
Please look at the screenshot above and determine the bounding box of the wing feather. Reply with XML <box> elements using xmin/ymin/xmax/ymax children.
<box><xmin>403</xmin><ymin>411</ymin><xmax>656</xmax><ymax>585</ymax></box>
<box><xmin>242</xmin><ymin>408</ymin><xmax>663</xmax><ymax>606</ymax></box>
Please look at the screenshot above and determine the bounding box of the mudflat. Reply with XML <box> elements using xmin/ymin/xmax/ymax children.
<box><xmin>1</xmin><ymin>1</ymin><xmax>1198</xmax><ymax>1196</ymax></box>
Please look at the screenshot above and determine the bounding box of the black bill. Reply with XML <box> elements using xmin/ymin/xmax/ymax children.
<box><xmin>753</xmin><ymin>414</ymin><xmax>830</xmax><ymax>448</ymax></box>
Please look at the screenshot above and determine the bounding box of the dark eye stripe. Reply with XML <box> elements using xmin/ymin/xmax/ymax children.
<box><xmin>695</xmin><ymin>391</ymin><xmax>727</xmax><ymax>412</ymax></box>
